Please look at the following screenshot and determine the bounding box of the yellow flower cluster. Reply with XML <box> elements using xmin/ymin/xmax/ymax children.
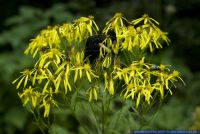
<box><xmin>13</xmin><ymin>13</ymin><xmax>184</xmax><ymax>117</ymax></box>
<box><xmin>113</xmin><ymin>58</ymin><xmax>184</xmax><ymax>107</ymax></box>
<box><xmin>103</xmin><ymin>13</ymin><xmax>170</xmax><ymax>53</ymax></box>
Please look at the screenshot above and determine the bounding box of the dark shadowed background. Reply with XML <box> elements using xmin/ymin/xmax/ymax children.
<box><xmin>0</xmin><ymin>0</ymin><xmax>200</xmax><ymax>133</ymax></box>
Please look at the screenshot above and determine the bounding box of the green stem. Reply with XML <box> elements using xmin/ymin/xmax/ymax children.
<box><xmin>89</xmin><ymin>102</ymin><xmax>101</xmax><ymax>133</ymax></box>
<box><xmin>113</xmin><ymin>102</ymin><xmax>124</xmax><ymax>130</ymax></box>
<box><xmin>56</xmin><ymin>29</ymin><xmax>67</xmax><ymax>51</ymax></box>
<box><xmin>139</xmin><ymin>115</ymin><xmax>145</xmax><ymax>130</ymax></box>
<box><xmin>142</xmin><ymin>92</ymin><xmax>164</xmax><ymax>128</ymax></box>
<box><xmin>75</xmin><ymin>113</ymin><xmax>90</xmax><ymax>134</ymax></box>
<box><xmin>130</xmin><ymin>106</ymin><xmax>145</xmax><ymax>130</ymax></box>
<box><xmin>32</xmin><ymin>110</ymin><xmax>46</xmax><ymax>134</ymax></box>
<box><xmin>106</xmin><ymin>95</ymin><xmax>111</xmax><ymax>114</ymax></box>
<box><xmin>48</xmin><ymin>116</ymin><xmax>52</xmax><ymax>134</ymax></box>
<box><xmin>71</xmin><ymin>85</ymin><xmax>79</xmax><ymax>112</ymax></box>
<box><xmin>122</xmin><ymin>51</ymin><xmax>130</xmax><ymax>65</ymax></box>
<box><xmin>101</xmin><ymin>101</ymin><xmax>105</xmax><ymax>134</ymax></box>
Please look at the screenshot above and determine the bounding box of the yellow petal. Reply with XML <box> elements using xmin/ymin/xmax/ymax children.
<box><xmin>43</xmin><ymin>81</ymin><xmax>49</xmax><ymax>93</ymax></box>
<box><xmin>136</xmin><ymin>93</ymin><xmax>141</xmax><ymax>108</ymax></box>
<box><xmin>74</xmin><ymin>69</ymin><xmax>78</xmax><ymax>82</ymax></box>
<box><xmin>55</xmin><ymin>79</ymin><xmax>60</xmax><ymax>93</ymax></box>
<box><xmin>93</xmin><ymin>89</ymin><xmax>97</xmax><ymax>101</ymax></box>
<box><xmin>16</xmin><ymin>77</ymin><xmax>25</xmax><ymax>89</ymax></box>
<box><xmin>32</xmin><ymin>71</ymin><xmax>37</xmax><ymax>86</ymax></box>
<box><xmin>86</xmin><ymin>71</ymin><xmax>91</xmax><ymax>82</ymax></box>
<box><xmin>24</xmin><ymin>76</ymin><xmax>29</xmax><ymax>88</ymax></box>
<box><xmin>12</xmin><ymin>76</ymin><xmax>22</xmax><ymax>84</ymax></box>
<box><xmin>32</xmin><ymin>96</ymin><xmax>37</xmax><ymax>108</ymax></box>
<box><xmin>44</xmin><ymin>102</ymin><xmax>50</xmax><ymax>117</ymax></box>
<box><xmin>89</xmin><ymin>89</ymin><xmax>92</xmax><ymax>102</ymax></box>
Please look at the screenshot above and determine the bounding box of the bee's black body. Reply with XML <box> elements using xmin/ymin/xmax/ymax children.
<box><xmin>85</xmin><ymin>35</ymin><xmax>106</xmax><ymax>62</ymax></box>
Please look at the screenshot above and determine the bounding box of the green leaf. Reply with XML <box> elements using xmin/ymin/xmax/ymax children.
<box><xmin>51</xmin><ymin>124</ymin><xmax>70</xmax><ymax>134</ymax></box>
<box><xmin>4</xmin><ymin>107</ymin><xmax>28</xmax><ymax>130</ymax></box>
<box><xmin>70</xmin><ymin>90</ymin><xmax>78</xmax><ymax>111</ymax></box>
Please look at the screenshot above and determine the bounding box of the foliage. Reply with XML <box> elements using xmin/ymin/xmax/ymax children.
<box><xmin>192</xmin><ymin>106</ymin><xmax>200</xmax><ymax>129</ymax></box>
<box><xmin>0</xmin><ymin>0</ymin><xmax>200</xmax><ymax>133</ymax></box>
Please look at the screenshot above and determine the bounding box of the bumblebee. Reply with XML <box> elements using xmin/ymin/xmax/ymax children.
<box><xmin>84</xmin><ymin>28</ymin><xmax>117</xmax><ymax>62</ymax></box>
<box><xmin>84</xmin><ymin>35</ymin><xmax>106</xmax><ymax>62</ymax></box>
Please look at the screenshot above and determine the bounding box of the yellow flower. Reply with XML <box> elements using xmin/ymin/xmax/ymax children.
<box><xmin>123</xmin><ymin>81</ymin><xmax>152</xmax><ymax>108</ymax></box>
<box><xmin>108</xmin><ymin>79</ymin><xmax>115</xmax><ymax>95</ymax></box>
<box><xmin>123</xmin><ymin>83</ymin><xmax>136</xmax><ymax>100</ymax></box>
<box><xmin>113</xmin><ymin>67</ymin><xmax>131</xmax><ymax>84</ymax></box>
<box><xmin>12</xmin><ymin>69</ymin><xmax>34</xmax><ymax>89</ymax></box>
<box><xmin>83</xmin><ymin>63</ymin><xmax>99</xmax><ymax>82</ymax></box>
<box><xmin>119</xmin><ymin>26</ymin><xmax>137</xmax><ymax>52</ymax></box>
<box><xmin>104</xmin><ymin>72</ymin><xmax>115</xmax><ymax>95</ymax></box>
<box><xmin>43</xmin><ymin>69</ymin><xmax>56</xmax><ymax>93</ymax></box>
<box><xmin>31</xmin><ymin>91</ymin><xmax>41</xmax><ymax>108</ymax></box>
<box><xmin>102</xmin><ymin>55</ymin><xmax>112</xmax><ymax>68</ymax></box>
<box><xmin>131</xmin><ymin>14</ymin><xmax>170</xmax><ymax>52</ymax></box>
<box><xmin>132</xmin><ymin>14</ymin><xmax>159</xmax><ymax>25</ymax></box>
<box><xmin>73</xmin><ymin>16</ymin><xmax>99</xmax><ymax>41</ymax></box>
<box><xmin>24</xmin><ymin>26</ymin><xmax>61</xmax><ymax>57</ymax></box>
<box><xmin>89</xmin><ymin>86</ymin><xmax>98</xmax><ymax>102</ymax></box>
<box><xmin>74</xmin><ymin>51</ymin><xmax>85</xmax><ymax>66</ymax></box>
<box><xmin>59</xmin><ymin>23</ymin><xmax>74</xmax><ymax>43</ymax></box>
<box><xmin>99</xmin><ymin>42</ymin><xmax>111</xmax><ymax>58</ymax></box>
<box><xmin>73</xmin><ymin>67</ymin><xmax>82</xmax><ymax>82</ymax></box>
<box><xmin>153</xmin><ymin>82</ymin><xmax>165</xmax><ymax>99</ymax></box>
<box><xmin>103</xmin><ymin>13</ymin><xmax>128</xmax><ymax>35</ymax></box>
<box><xmin>24</xmin><ymin>36</ymin><xmax>47</xmax><ymax>58</ymax></box>
<box><xmin>73</xmin><ymin>51</ymin><xmax>84</xmax><ymax>82</ymax></box>
<box><xmin>37</xmin><ymin>48</ymin><xmax>63</xmax><ymax>68</ymax></box>
<box><xmin>42</xmin><ymin>99</ymin><xmax>51</xmax><ymax>117</ymax></box>
<box><xmin>55</xmin><ymin>62</ymin><xmax>72</xmax><ymax>93</ymax></box>
<box><xmin>40</xmin><ymin>87</ymin><xmax>59</xmax><ymax>117</ymax></box>
<box><xmin>39</xmin><ymin>26</ymin><xmax>61</xmax><ymax>49</ymax></box>
<box><xmin>165</xmin><ymin>70</ymin><xmax>185</xmax><ymax>91</ymax></box>
<box><xmin>18</xmin><ymin>86</ymin><xmax>41</xmax><ymax>108</ymax></box>
<box><xmin>73</xmin><ymin>63</ymin><xmax>98</xmax><ymax>83</ymax></box>
<box><xmin>32</xmin><ymin>66</ymin><xmax>46</xmax><ymax>85</ymax></box>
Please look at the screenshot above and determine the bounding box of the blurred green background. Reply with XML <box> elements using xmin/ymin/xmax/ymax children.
<box><xmin>0</xmin><ymin>0</ymin><xmax>200</xmax><ymax>133</ymax></box>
